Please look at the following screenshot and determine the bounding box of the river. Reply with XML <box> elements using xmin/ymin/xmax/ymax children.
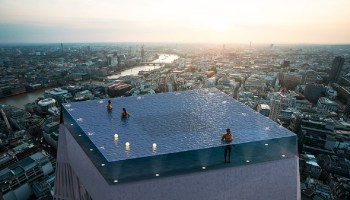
<box><xmin>0</xmin><ymin>54</ymin><xmax>179</xmax><ymax>109</ymax></box>
<box><xmin>107</xmin><ymin>54</ymin><xmax>178</xmax><ymax>79</ymax></box>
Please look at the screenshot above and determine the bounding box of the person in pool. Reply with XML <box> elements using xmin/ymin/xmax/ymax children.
<box><xmin>107</xmin><ymin>100</ymin><xmax>113</xmax><ymax>111</ymax></box>
<box><xmin>121</xmin><ymin>108</ymin><xmax>130</xmax><ymax>119</ymax></box>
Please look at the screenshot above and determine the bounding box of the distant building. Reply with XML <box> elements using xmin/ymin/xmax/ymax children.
<box><xmin>325</xmin><ymin>86</ymin><xmax>337</xmax><ymax>99</ymax></box>
<box><xmin>317</xmin><ymin>97</ymin><xmax>339</xmax><ymax>112</ymax></box>
<box><xmin>269</xmin><ymin>100</ymin><xmax>281</xmax><ymax>121</ymax></box>
<box><xmin>281</xmin><ymin>60</ymin><xmax>290</xmax><ymax>68</ymax></box>
<box><xmin>111</xmin><ymin>56</ymin><xmax>118</xmax><ymax>67</ymax></box>
<box><xmin>37</xmin><ymin>98</ymin><xmax>58</xmax><ymax>115</ymax></box>
<box><xmin>141</xmin><ymin>45</ymin><xmax>145</xmax><ymax>62</ymax></box>
<box><xmin>44</xmin><ymin>88</ymin><xmax>72</xmax><ymax>104</ymax></box>
<box><xmin>299</xmin><ymin>118</ymin><xmax>335</xmax><ymax>154</ymax></box>
<box><xmin>205</xmin><ymin>76</ymin><xmax>217</xmax><ymax>88</ymax></box>
<box><xmin>304</xmin><ymin>84</ymin><xmax>326</xmax><ymax>104</ymax></box>
<box><xmin>329</xmin><ymin>175</ymin><xmax>350</xmax><ymax>199</ymax></box>
<box><xmin>74</xmin><ymin>90</ymin><xmax>94</xmax><ymax>101</ymax></box>
<box><xmin>317</xmin><ymin>154</ymin><xmax>350</xmax><ymax>179</ymax></box>
<box><xmin>340</xmin><ymin>77</ymin><xmax>350</xmax><ymax>87</ymax></box>
<box><xmin>303</xmin><ymin>154</ymin><xmax>322</xmax><ymax>179</ymax></box>
<box><xmin>43</xmin><ymin>122</ymin><xmax>60</xmax><ymax>149</ymax></box>
<box><xmin>283</xmin><ymin>72</ymin><xmax>303</xmax><ymax>90</ymax></box>
<box><xmin>1</xmin><ymin>152</ymin><xmax>55</xmax><ymax>200</ymax></box>
<box><xmin>244</xmin><ymin>74</ymin><xmax>267</xmax><ymax>91</ymax></box>
<box><xmin>303</xmin><ymin>70</ymin><xmax>322</xmax><ymax>84</ymax></box>
<box><xmin>117</xmin><ymin>55</ymin><xmax>126</xmax><ymax>66</ymax></box>
<box><xmin>328</xmin><ymin>56</ymin><xmax>345</xmax><ymax>82</ymax></box>
<box><xmin>337</xmin><ymin>86</ymin><xmax>350</xmax><ymax>104</ymax></box>
<box><xmin>304</xmin><ymin>177</ymin><xmax>332</xmax><ymax>199</ymax></box>
<box><xmin>257</xmin><ymin>104</ymin><xmax>270</xmax><ymax>117</ymax></box>
<box><xmin>296</xmin><ymin>99</ymin><xmax>313</xmax><ymax>109</ymax></box>
<box><xmin>267</xmin><ymin>91</ymin><xmax>296</xmax><ymax>109</ymax></box>
<box><xmin>107</xmin><ymin>56</ymin><xmax>112</xmax><ymax>66</ymax></box>
<box><xmin>107</xmin><ymin>83</ymin><xmax>132</xmax><ymax>97</ymax></box>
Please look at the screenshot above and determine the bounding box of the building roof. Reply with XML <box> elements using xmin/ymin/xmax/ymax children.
<box><xmin>38</xmin><ymin>98</ymin><xmax>56</xmax><ymax>106</ymax></box>
<box><xmin>318</xmin><ymin>97</ymin><xmax>338</xmax><ymax>106</ymax></box>
<box><xmin>259</xmin><ymin>104</ymin><xmax>270</xmax><ymax>110</ymax></box>
<box><xmin>62</xmin><ymin>88</ymin><xmax>297</xmax><ymax>183</ymax></box>
<box><xmin>63</xmin><ymin>88</ymin><xmax>295</xmax><ymax>162</ymax></box>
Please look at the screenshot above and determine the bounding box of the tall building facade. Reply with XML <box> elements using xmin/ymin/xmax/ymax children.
<box><xmin>141</xmin><ymin>45</ymin><xmax>145</xmax><ymax>62</ymax></box>
<box><xmin>269</xmin><ymin>100</ymin><xmax>281</xmax><ymax>121</ymax></box>
<box><xmin>328</xmin><ymin>56</ymin><xmax>345</xmax><ymax>82</ymax></box>
<box><xmin>54</xmin><ymin>89</ymin><xmax>300</xmax><ymax>200</ymax></box>
<box><xmin>304</xmin><ymin>84</ymin><xmax>326</xmax><ymax>104</ymax></box>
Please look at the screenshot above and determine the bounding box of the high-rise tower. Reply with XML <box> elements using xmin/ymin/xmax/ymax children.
<box><xmin>141</xmin><ymin>45</ymin><xmax>145</xmax><ymax>62</ymax></box>
<box><xmin>269</xmin><ymin>99</ymin><xmax>281</xmax><ymax>122</ymax></box>
<box><xmin>54</xmin><ymin>89</ymin><xmax>299</xmax><ymax>200</ymax></box>
<box><xmin>328</xmin><ymin>56</ymin><xmax>345</xmax><ymax>82</ymax></box>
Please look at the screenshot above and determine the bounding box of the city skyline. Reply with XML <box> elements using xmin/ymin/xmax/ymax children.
<box><xmin>1</xmin><ymin>0</ymin><xmax>350</xmax><ymax>44</ymax></box>
<box><xmin>1</xmin><ymin>38</ymin><xmax>350</xmax><ymax>199</ymax></box>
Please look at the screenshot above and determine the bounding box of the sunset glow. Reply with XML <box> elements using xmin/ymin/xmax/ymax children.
<box><xmin>0</xmin><ymin>0</ymin><xmax>349</xmax><ymax>43</ymax></box>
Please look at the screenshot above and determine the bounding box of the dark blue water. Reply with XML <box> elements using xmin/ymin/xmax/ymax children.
<box><xmin>63</xmin><ymin>88</ymin><xmax>297</xmax><ymax>184</ymax></box>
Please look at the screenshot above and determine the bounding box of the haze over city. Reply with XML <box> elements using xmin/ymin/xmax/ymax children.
<box><xmin>1</xmin><ymin>0</ymin><xmax>350</xmax><ymax>200</ymax></box>
<box><xmin>1</xmin><ymin>0</ymin><xmax>350</xmax><ymax>44</ymax></box>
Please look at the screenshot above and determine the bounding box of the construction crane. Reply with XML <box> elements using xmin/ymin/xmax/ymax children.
<box><xmin>281</xmin><ymin>79</ymin><xmax>292</xmax><ymax>102</ymax></box>
<box><xmin>1</xmin><ymin>109</ymin><xmax>12</xmax><ymax>133</ymax></box>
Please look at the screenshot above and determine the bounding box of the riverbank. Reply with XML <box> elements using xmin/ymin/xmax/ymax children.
<box><xmin>0</xmin><ymin>54</ymin><xmax>179</xmax><ymax>108</ymax></box>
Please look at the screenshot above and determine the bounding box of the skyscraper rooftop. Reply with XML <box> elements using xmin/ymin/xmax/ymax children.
<box><xmin>61</xmin><ymin>88</ymin><xmax>297</xmax><ymax>184</ymax></box>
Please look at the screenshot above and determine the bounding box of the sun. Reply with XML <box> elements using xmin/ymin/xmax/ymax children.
<box><xmin>209</xmin><ymin>17</ymin><xmax>229</xmax><ymax>31</ymax></box>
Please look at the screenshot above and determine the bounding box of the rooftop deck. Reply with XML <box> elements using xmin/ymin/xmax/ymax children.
<box><xmin>62</xmin><ymin>88</ymin><xmax>297</xmax><ymax>184</ymax></box>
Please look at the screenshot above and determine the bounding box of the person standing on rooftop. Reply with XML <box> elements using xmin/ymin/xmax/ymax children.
<box><xmin>221</xmin><ymin>128</ymin><xmax>233</xmax><ymax>163</ymax></box>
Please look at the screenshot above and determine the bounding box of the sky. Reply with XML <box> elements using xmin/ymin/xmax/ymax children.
<box><xmin>0</xmin><ymin>0</ymin><xmax>350</xmax><ymax>44</ymax></box>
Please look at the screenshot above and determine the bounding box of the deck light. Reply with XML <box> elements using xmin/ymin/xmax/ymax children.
<box><xmin>152</xmin><ymin>143</ymin><xmax>157</xmax><ymax>152</ymax></box>
<box><xmin>125</xmin><ymin>142</ymin><xmax>130</xmax><ymax>151</ymax></box>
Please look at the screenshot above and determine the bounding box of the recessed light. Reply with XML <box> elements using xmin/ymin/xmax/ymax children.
<box><xmin>202</xmin><ymin>167</ymin><xmax>206</xmax><ymax>170</ymax></box>
<box><xmin>155</xmin><ymin>174</ymin><xmax>159</xmax><ymax>177</ymax></box>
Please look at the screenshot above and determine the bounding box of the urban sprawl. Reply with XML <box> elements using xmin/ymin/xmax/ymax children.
<box><xmin>0</xmin><ymin>43</ymin><xmax>350</xmax><ymax>199</ymax></box>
